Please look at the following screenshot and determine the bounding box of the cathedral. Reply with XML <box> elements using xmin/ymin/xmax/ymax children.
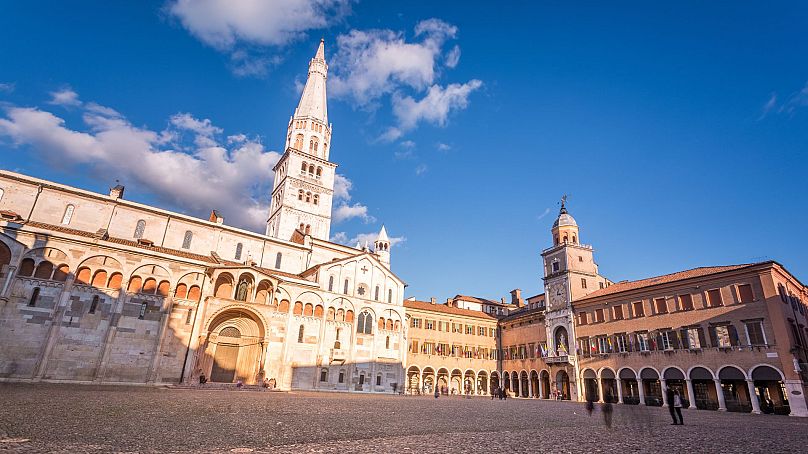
<box><xmin>0</xmin><ymin>40</ymin><xmax>406</xmax><ymax>392</ymax></box>
<box><xmin>1</xmin><ymin>40</ymin><xmax>807</xmax><ymax>418</ymax></box>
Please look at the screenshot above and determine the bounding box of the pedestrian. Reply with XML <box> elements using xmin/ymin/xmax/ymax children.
<box><xmin>602</xmin><ymin>390</ymin><xmax>613</xmax><ymax>428</ymax></box>
<box><xmin>585</xmin><ymin>393</ymin><xmax>595</xmax><ymax>416</ymax></box>
<box><xmin>492</xmin><ymin>386</ymin><xmax>497</xmax><ymax>400</ymax></box>
<box><xmin>666</xmin><ymin>387</ymin><xmax>678</xmax><ymax>425</ymax></box>
<box><xmin>198</xmin><ymin>373</ymin><xmax>207</xmax><ymax>385</ymax></box>
<box><xmin>503</xmin><ymin>388</ymin><xmax>508</xmax><ymax>400</ymax></box>
<box><xmin>434</xmin><ymin>387</ymin><xmax>439</xmax><ymax>399</ymax></box>
<box><xmin>673</xmin><ymin>389</ymin><xmax>684</xmax><ymax>425</ymax></box>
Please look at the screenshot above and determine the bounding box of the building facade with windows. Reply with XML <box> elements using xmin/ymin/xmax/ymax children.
<box><xmin>0</xmin><ymin>41</ymin><xmax>407</xmax><ymax>393</ymax></box>
<box><xmin>404</xmin><ymin>297</ymin><xmax>499</xmax><ymax>395</ymax></box>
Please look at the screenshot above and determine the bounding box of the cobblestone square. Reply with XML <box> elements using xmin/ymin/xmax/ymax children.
<box><xmin>0</xmin><ymin>384</ymin><xmax>805</xmax><ymax>453</ymax></box>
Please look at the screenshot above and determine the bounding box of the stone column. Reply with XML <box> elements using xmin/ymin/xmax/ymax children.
<box><xmin>714</xmin><ymin>379</ymin><xmax>727</xmax><ymax>411</ymax></box>
<box><xmin>746</xmin><ymin>379</ymin><xmax>761</xmax><ymax>414</ymax></box>
<box><xmin>616</xmin><ymin>378</ymin><xmax>624</xmax><ymax>404</ymax></box>
<box><xmin>661</xmin><ymin>379</ymin><xmax>669</xmax><ymax>406</ymax></box>
<box><xmin>785</xmin><ymin>380</ymin><xmax>808</xmax><ymax>417</ymax></box>
<box><xmin>1</xmin><ymin>265</ymin><xmax>17</xmax><ymax>297</ymax></box>
<box><xmin>686</xmin><ymin>379</ymin><xmax>697</xmax><ymax>409</ymax></box>
<box><xmin>529</xmin><ymin>379</ymin><xmax>534</xmax><ymax>398</ymax></box>
<box><xmin>596</xmin><ymin>378</ymin><xmax>604</xmax><ymax>403</ymax></box>
<box><xmin>638</xmin><ymin>379</ymin><xmax>646</xmax><ymax>405</ymax></box>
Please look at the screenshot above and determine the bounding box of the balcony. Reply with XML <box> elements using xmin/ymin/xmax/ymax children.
<box><xmin>545</xmin><ymin>355</ymin><xmax>570</xmax><ymax>364</ymax></box>
<box><xmin>330</xmin><ymin>348</ymin><xmax>347</xmax><ymax>363</ymax></box>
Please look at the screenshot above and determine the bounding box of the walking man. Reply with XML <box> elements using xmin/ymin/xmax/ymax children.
<box><xmin>673</xmin><ymin>389</ymin><xmax>684</xmax><ymax>425</ymax></box>
<box><xmin>666</xmin><ymin>387</ymin><xmax>680</xmax><ymax>425</ymax></box>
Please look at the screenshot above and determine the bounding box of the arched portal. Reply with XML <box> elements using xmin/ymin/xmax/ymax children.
<box><xmin>556</xmin><ymin>370</ymin><xmax>570</xmax><ymax>400</ymax></box>
<box><xmin>422</xmin><ymin>367</ymin><xmax>436</xmax><ymax>393</ymax></box>
<box><xmin>600</xmin><ymin>368</ymin><xmax>618</xmax><ymax>403</ymax></box>
<box><xmin>520</xmin><ymin>371</ymin><xmax>529</xmax><ymax>398</ymax></box>
<box><xmin>407</xmin><ymin>366</ymin><xmax>421</xmax><ymax>395</ymax></box>
<box><xmin>751</xmin><ymin>365</ymin><xmax>789</xmax><ymax>415</ymax></box>
<box><xmin>437</xmin><ymin>368</ymin><xmax>449</xmax><ymax>394</ymax></box>
<box><xmin>530</xmin><ymin>370</ymin><xmax>539</xmax><ymax>398</ymax></box>
<box><xmin>451</xmin><ymin>369</ymin><xmax>463</xmax><ymax>395</ymax></box>
<box><xmin>540</xmin><ymin>370</ymin><xmax>551</xmax><ymax>399</ymax></box>
<box><xmin>478</xmin><ymin>371</ymin><xmax>489</xmax><ymax>395</ymax></box>
<box><xmin>490</xmin><ymin>371</ymin><xmax>499</xmax><ymax>394</ymax></box>
<box><xmin>583</xmin><ymin>369</ymin><xmax>598</xmax><ymax>401</ymax></box>
<box><xmin>198</xmin><ymin>308</ymin><xmax>266</xmax><ymax>385</ymax></box>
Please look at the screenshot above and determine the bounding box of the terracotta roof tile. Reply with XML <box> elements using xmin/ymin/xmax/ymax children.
<box><xmin>25</xmin><ymin>221</ymin><xmax>218</xmax><ymax>263</ymax></box>
<box><xmin>578</xmin><ymin>263</ymin><xmax>759</xmax><ymax>301</ymax></box>
<box><xmin>404</xmin><ymin>300</ymin><xmax>498</xmax><ymax>320</ymax></box>
<box><xmin>453</xmin><ymin>294</ymin><xmax>508</xmax><ymax>306</ymax></box>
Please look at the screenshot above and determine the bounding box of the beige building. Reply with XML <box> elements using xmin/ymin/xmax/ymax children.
<box><xmin>0</xmin><ymin>41</ymin><xmax>407</xmax><ymax>393</ymax></box>
<box><xmin>404</xmin><ymin>297</ymin><xmax>498</xmax><ymax>395</ymax></box>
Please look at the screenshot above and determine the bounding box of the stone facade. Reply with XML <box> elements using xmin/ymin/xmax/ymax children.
<box><xmin>0</xmin><ymin>40</ymin><xmax>405</xmax><ymax>393</ymax></box>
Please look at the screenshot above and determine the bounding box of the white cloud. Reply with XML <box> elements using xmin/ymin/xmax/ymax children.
<box><xmin>330</xmin><ymin>19</ymin><xmax>458</xmax><ymax>105</ymax></box>
<box><xmin>392</xmin><ymin>79</ymin><xmax>483</xmax><ymax>131</ymax></box>
<box><xmin>167</xmin><ymin>0</ymin><xmax>350</xmax><ymax>76</ymax></box>
<box><xmin>333</xmin><ymin>173</ymin><xmax>353</xmax><ymax>200</ymax></box>
<box><xmin>0</xmin><ymin>98</ymin><xmax>281</xmax><ymax>231</ymax></box>
<box><xmin>0</xmin><ymin>83</ymin><xmax>15</xmax><ymax>93</ymax></box>
<box><xmin>436</xmin><ymin>142</ymin><xmax>451</xmax><ymax>151</ymax></box>
<box><xmin>332</xmin><ymin>202</ymin><xmax>375</xmax><ymax>223</ymax></box>
<box><xmin>400</xmin><ymin>140</ymin><xmax>416</xmax><ymax>149</ymax></box>
<box><xmin>394</xmin><ymin>149</ymin><xmax>414</xmax><ymax>160</ymax></box>
<box><xmin>168</xmin><ymin>0</ymin><xmax>347</xmax><ymax>49</ymax></box>
<box><xmin>48</xmin><ymin>88</ymin><xmax>81</xmax><ymax>107</ymax></box>
<box><xmin>415</xmin><ymin>163</ymin><xmax>428</xmax><ymax>175</ymax></box>
<box><xmin>445</xmin><ymin>45</ymin><xmax>461</xmax><ymax>68</ymax></box>
<box><xmin>536</xmin><ymin>207</ymin><xmax>551</xmax><ymax>220</ymax></box>
<box><xmin>780</xmin><ymin>81</ymin><xmax>808</xmax><ymax>114</ymax></box>
<box><xmin>331</xmin><ymin>230</ymin><xmax>405</xmax><ymax>249</ymax></box>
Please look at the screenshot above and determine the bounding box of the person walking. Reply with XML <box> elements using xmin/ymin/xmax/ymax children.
<box><xmin>601</xmin><ymin>390</ymin><xmax>613</xmax><ymax>428</ymax></box>
<box><xmin>585</xmin><ymin>393</ymin><xmax>595</xmax><ymax>416</ymax></box>
<box><xmin>673</xmin><ymin>389</ymin><xmax>684</xmax><ymax>425</ymax></box>
<box><xmin>666</xmin><ymin>387</ymin><xmax>679</xmax><ymax>425</ymax></box>
<box><xmin>492</xmin><ymin>386</ymin><xmax>498</xmax><ymax>400</ymax></box>
<box><xmin>434</xmin><ymin>387</ymin><xmax>440</xmax><ymax>399</ymax></box>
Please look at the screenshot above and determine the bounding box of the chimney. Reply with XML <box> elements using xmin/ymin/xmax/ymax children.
<box><xmin>430</xmin><ymin>297</ymin><xmax>437</xmax><ymax>305</ymax></box>
<box><xmin>511</xmin><ymin>288</ymin><xmax>524</xmax><ymax>307</ymax></box>
<box><xmin>109</xmin><ymin>184</ymin><xmax>125</xmax><ymax>199</ymax></box>
<box><xmin>501</xmin><ymin>297</ymin><xmax>507</xmax><ymax>305</ymax></box>
<box><xmin>209</xmin><ymin>210</ymin><xmax>224</xmax><ymax>225</ymax></box>
<box><xmin>446</xmin><ymin>298</ymin><xmax>452</xmax><ymax>306</ymax></box>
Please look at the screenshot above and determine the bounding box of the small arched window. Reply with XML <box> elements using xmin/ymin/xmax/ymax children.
<box><xmin>275</xmin><ymin>252</ymin><xmax>282</xmax><ymax>269</ymax></box>
<box><xmin>61</xmin><ymin>204</ymin><xmax>75</xmax><ymax>225</ymax></box>
<box><xmin>572</xmin><ymin>235</ymin><xmax>577</xmax><ymax>243</ymax></box>
<box><xmin>320</xmin><ymin>368</ymin><xmax>328</xmax><ymax>382</ymax></box>
<box><xmin>234</xmin><ymin>243</ymin><xmax>243</xmax><ymax>261</ymax></box>
<box><xmin>313</xmin><ymin>194</ymin><xmax>319</xmax><ymax>205</ymax></box>
<box><xmin>28</xmin><ymin>287</ymin><xmax>40</xmax><ymax>307</ymax></box>
<box><xmin>298</xmin><ymin>189</ymin><xmax>304</xmax><ymax>200</ymax></box>
<box><xmin>343</xmin><ymin>279</ymin><xmax>349</xmax><ymax>295</ymax></box>
<box><xmin>301</xmin><ymin>161</ymin><xmax>308</xmax><ymax>172</ymax></box>
<box><xmin>374</xmin><ymin>286</ymin><xmax>380</xmax><ymax>301</ymax></box>
<box><xmin>388</xmin><ymin>289</ymin><xmax>393</xmax><ymax>304</ymax></box>
<box><xmin>298</xmin><ymin>324</ymin><xmax>305</xmax><ymax>343</ymax></box>
<box><xmin>294</xmin><ymin>134</ymin><xmax>304</xmax><ymax>150</ymax></box>
<box><xmin>182</xmin><ymin>230</ymin><xmax>193</xmax><ymax>249</ymax></box>
<box><xmin>316</xmin><ymin>167</ymin><xmax>322</xmax><ymax>178</ymax></box>
<box><xmin>133</xmin><ymin>220</ymin><xmax>146</xmax><ymax>239</ymax></box>
<box><xmin>308</xmin><ymin>164</ymin><xmax>315</xmax><ymax>175</ymax></box>
<box><xmin>376</xmin><ymin>374</ymin><xmax>382</xmax><ymax>386</ymax></box>
<box><xmin>328</xmin><ymin>275</ymin><xmax>334</xmax><ymax>292</ymax></box>
<box><xmin>89</xmin><ymin>295</ymin><xmax>99</xmax><ymax>314</ymax></box>
<box><xmin>385</xmin><ymin>336</ymin><xmax>390</xmax><ymax>349</ymax></box>
<box><xmin>305</xmin><ymin>192</ymin><xmax>311</xmax><ymax>203</ymax></box>
<box><xmin>305</xmin><ymin>224</ymin><xmax>311</xmax><ymax>235</ymax></box>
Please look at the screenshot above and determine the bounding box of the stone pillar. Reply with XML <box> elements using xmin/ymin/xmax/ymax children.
<box><xmin>746</xmin><ymin>379</ymin><xmax>761</xmax><ymax>414</ymax></box>
<box><xmin>418</xmin><ymin>373</ymin><xmax>424</xmax><ymax>394</ymax></box>
<box><xmin>596</xmin><ymin>378</ymin><xmax>604</xmax><ymax>403</ymax></box>
<box><xmin>638</xmin><ymin>379</ymin><xmax>646</xmax><ymax>405</ymax></box>
<box><xmin>785</xmin><ymin>380</ymin><xmax>808</xmax><ymax>417</ymax></box>
<box><xmin>529</xmin><ymin>379</ymin><xmax>534</xmax><ymax>398</ymax></box>
<box><xmin>661</xmin><ymin>379</ymin><xmax>669</xmax><ymax>406</ymax></box>
<box><xmin>616</xmin><ymin>378</ymin><xmax>624</xmax><ymax>404</ymax></box>
<box><xmin>686</xmin><ymin>379</ymin><xmax>697</xmax><ymax>409</ymax></box>
<box><xmin>1</xmin><ymin>265</ymin><xmax>17</xmax><ymax>297</ymax></box>
<box><xmin>714</xmin><ymin>379</ymin><xmax>727</xmax><ymax>411</ymax></box>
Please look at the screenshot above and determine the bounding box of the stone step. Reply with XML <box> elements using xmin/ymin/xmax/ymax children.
<box><xmin>167</xmin><ymin>383</ymin><xmax>278</xmax><ymax>392</ymax></box>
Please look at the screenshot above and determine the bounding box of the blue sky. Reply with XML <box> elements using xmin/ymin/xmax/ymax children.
<box><xmin>1</xmin><ymin>1</ymin><xmax>807</xmax><ymax>300</ymax></box>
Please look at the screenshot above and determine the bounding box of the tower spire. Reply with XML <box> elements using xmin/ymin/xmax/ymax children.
<box><xmin>294</xmin><ymin>39</ymin><xmax>328</xmax><ymax>124</ymax></box>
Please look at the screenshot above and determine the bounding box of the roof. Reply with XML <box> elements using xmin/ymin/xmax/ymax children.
<box><xmin>25</xmin><ymin>221</ymin><xmax>218</xmax><ymax>263</ymax></box>
<box><xmin>453</xmin><ymin>294</ymin><xmax>508</xmax><ymax>306</ymax></box>
<box><xmin>500</xmin><ymin>304</ymin><xmax>545</xmax><ymax>322</ymax></box>
<box><xmin>578</xmin><ymin>263</ymin><xmax>762</xmax><ymax>301</ymax></box>
<box><xmin>404</xmin><ymin>300</ymin><xmax>498</xmax><ymax>321</ymax></box>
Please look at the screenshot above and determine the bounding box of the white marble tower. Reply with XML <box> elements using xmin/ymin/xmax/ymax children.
<box><xmin>267</xmin><ymin>39</ymin><xmax>336</xmax><ymax>242</ymax></box>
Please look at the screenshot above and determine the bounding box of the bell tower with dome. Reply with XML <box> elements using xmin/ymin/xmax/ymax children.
<box><xmin>540</xmin><ymin>196</ymin><xmax>611</xmax><ymax>400</ymax></box>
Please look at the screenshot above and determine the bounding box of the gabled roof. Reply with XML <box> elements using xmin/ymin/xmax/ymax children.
<box><xmin>404</xmin><ymin>300</ymin><xmax>497</xmax><ymax>321</ymax></box>
<box><xmin>578</xmin><ymin>263</ymin><xmax>763</xmax><ymax>301</ymax></box>
<box><xmin>299</xmin><ymin>251</ymin><xmax>406</xmax><ymax>285</ymax></box>
<box><xmin>453</xmin><ymin>294</ymin><xmax>509</xmax><ymax>306</ymax></box>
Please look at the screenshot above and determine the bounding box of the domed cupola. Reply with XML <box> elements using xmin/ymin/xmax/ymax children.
<box><xmin>551</xmin><ymin>196</ymin><xmax>580</xmax><ymax>246</ymax></box>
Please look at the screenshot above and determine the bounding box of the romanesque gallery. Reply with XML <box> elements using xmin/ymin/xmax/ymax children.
<box><xmin>1</xmin><ymin>41</ymin><xmax>807</xmax><ymax>417</ymax></box>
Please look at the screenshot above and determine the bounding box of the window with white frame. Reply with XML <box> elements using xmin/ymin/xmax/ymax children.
<box><xmin>615</xmin><ymin>333</ymin><xmax>627</xmax><ymax>353</ymax></box>
<box><xmin>636</xmin><ymin>332</ymin><xmax>649</xmax><ymax>351</ymax></box>
<box><xmin>660</xmin><ymin>330</ymin><xmax>673</xmax><ymax>350</ymax></box>
<box><xmin>685</xmin><ymin>327</ymin><xmax>702</xmax><ymax>349</ymax></box>
<box><xmin>744</xmin><ymin>320</ymin><xmax>766</xmax><ymax>346</ymax></box>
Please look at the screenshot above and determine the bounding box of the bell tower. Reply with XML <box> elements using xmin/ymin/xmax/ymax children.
<box><xmin>267</xmin><ymin>40</ymin><xmax>336</xmax><ymax>241</ymax></box>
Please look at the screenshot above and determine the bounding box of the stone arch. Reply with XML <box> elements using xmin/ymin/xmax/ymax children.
<box><xmin>214</xmin><ymin>272</ymin><xmax>235</xmax><ymax>299</ymax></box>
<box><xmin>0</xmin><ymin>240</ymin><xmax>11</xmax><ymax>271</ymax></box>
<box><xmin>255</xmin><ymin>280</ymin><xmax>273</xmax><ymax>305</ymax></box>
<box><xmin>91</xmin><ymin>269</ymin><xmax>108</xmax><ymax>288</ymax></box>
<box><xmin>200</xmin><ymin>305</ymin><xmax>268</xmax><ymax>385</ymax></box>
<box><xmin>662</xmin><ymin>366</ymin><xmax>686</xmax><ymax>380</ymax></box>
<box><xmin>34</xmin><ymin>260</ymin><xmax>54</xmax><ymax>279</ymax></box>
<box><xmin>234</xmin><ymin>272</ymin><xmax>255</xmax><ymax>302</ymax></box>
<box><xmin>687</xmin><ymin>365</ymin><xmax>715</xmax><ymax>380</ymax></box>
<box><xmin>18</xmin><ymin>258</ymin><xmax>35</xmax><ymax>277</ymax></box>
<box><xmin>718</xmin><ymin>365</ymin><xmax>748</xmax><ymax>380</ymax></box>
<box><xmin>748</xmin><ymin>364</ymin><xmax>785</xmax><ymax>381</ymax></box>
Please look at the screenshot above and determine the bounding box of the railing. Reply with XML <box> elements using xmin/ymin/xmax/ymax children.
<box><xmin>330</xmin><ymin>349</ymin><xmax>347</xmax><ymax>362</ymax></box>
<box><xmin>578</xmin><ymin>345</ymin><xmax>777</xmax><ymax>361</ymax></box>
<box><xmin>545</xmin><ymin>355</ymin><xmax>570</xmax><ymax>364</ymax></box>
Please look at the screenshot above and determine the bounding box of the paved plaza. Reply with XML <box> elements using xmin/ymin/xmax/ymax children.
<box><xmin>0</xmin><ymin>384</ymin><xmax>805</xmax><ymax>453</ymax></box>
